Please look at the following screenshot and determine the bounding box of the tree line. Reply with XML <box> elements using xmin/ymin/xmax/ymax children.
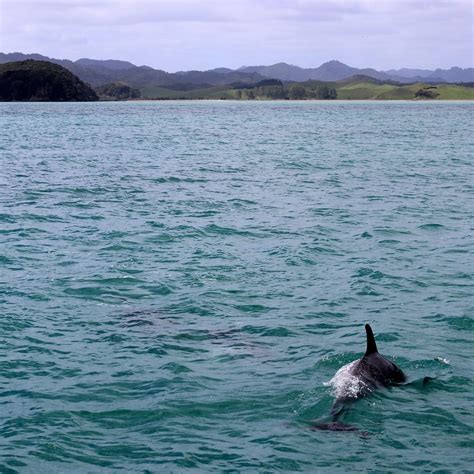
<box><xmin>233</xmin><ymin>80</ymin><xmax>337</xmax><ymax>100</ymax></box>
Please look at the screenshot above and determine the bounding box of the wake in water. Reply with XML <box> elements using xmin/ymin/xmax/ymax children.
<box><xmin>311</xmin><ymin>325</ymin><xmax>406</xmax><ymax>433</ymax></box>
<box><xmin>324</xmin><ymin>360</ymin><xmax>370</xmax><ymax>400</ymax></box>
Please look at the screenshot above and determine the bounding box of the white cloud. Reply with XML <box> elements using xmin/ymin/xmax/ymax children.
<box><xmin>1</xmin><ymin>0</ymin><xmax>472</xmax><ymax>70</ymax></box>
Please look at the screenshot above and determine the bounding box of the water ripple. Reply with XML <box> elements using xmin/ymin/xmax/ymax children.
<box><xmin>0</xmin><ymin>101</ymin><xmax>473</xmax><ymax>471</ymax></box>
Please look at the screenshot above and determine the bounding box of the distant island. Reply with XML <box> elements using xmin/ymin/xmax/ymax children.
<box><xmin>0</xmin><ymin>56</ymin><xmax>472</xmax><ymax>102</ymax></box>
<box><xmin>0</xmin><ymin>60</ymin><xmax>98</xmax><ymax>101</ymax></box>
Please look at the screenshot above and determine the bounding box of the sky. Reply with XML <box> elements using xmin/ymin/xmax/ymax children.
<box><xmin>1</xmin><ymin>0</ymin><xmax>472</xmax><ymax>72</ymax></box>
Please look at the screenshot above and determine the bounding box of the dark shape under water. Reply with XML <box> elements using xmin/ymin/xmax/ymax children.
<box><xmin>312</xmin><ymin>324</ymin><xmax>406</xmax><ymax>433</ymax></box>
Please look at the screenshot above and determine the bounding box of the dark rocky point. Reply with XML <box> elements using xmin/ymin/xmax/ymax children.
<box><xmin>0</xmin><ymin>60</ymin><xmax>98</xmax><ymax>101</ymax></box>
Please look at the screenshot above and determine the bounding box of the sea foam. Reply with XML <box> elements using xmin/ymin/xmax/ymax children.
<box><xmin>324</xmin><ymin>360</ymin><xmax>368</xmax><ymax>400</ymax></box>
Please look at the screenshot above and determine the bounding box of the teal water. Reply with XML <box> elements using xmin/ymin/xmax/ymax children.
<box><xmin>0</xmin><ymin>101</ymin><xmax>473</xmax><ymax>472</ymax></box>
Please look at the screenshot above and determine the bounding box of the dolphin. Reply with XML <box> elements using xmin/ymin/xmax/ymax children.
<box><xmin>312</xmin><ymin>324</ymin><xmax>406</xmax><ymax>432</ymax></box>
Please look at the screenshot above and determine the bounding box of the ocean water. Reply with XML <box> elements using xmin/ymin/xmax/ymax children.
<box><xmin>0</xmin><ymin>100</ymin><xmax>473</xmax><ymax>472</ymax></box>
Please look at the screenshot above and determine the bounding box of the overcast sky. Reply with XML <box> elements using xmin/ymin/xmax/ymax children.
<box><xmin>1</xmin><ymin>0</ymin><xmax>472</xmax><ymax>71</ymax></box>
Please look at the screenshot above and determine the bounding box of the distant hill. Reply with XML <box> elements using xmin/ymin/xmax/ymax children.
<box><xmin>238</xmin><ymin>60</ymin><xmax>395</xmax><ymax>82</ymax></box>
<box><xmin>0</xmin><ymin>60</ymin><xmax>98</xmax><ymax>101</ymax></box>
<box><xmin>75</xmin><ymin>58</ymin><xmax>136</xmax><ymax>71</ymax></box>
<box><xmin>384</xmin><ymin>66</ymin><xmax>474</xmax><ymax>83</ymax></box>
<box><xmin>384</xmin><ymin>67</ymin><xmax>434</xmax><ymax>78</ymax></box>
<box><xmin>238</xmin><ymin>60</ymin><xmax>473</xmax><ymax>83</ymax></box>
<box><xmin>427</xmin><ymin>67</ymin><xmax>474</xmax><ymax>83</ymax></box>
<box><xmin>0</xmin><ymin>53</ymin><xmax>264</xmax><ymax>88</ymax></box>
<box><xmin>0</xmin><ymin>53</ymin><xmax>472</xmax><ymax>91</ymax></box>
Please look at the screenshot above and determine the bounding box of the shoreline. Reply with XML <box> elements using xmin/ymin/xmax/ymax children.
<box><xmin>1</xmin><ymin>98</ymin><xmax>472</xmax><ymax>103</ymax></box>
<box><xmin>124</xmin><ymin>98</ymin><xmax>474</xmax><ymax>102</ymax></box>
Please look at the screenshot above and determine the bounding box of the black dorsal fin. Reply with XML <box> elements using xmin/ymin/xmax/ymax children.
<box><xmin>365</xmin><ymin>324</ymin><xmax>378</xmax><ymax>355</ymax></box>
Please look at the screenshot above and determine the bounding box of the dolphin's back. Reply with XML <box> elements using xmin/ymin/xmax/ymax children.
<box><xmin>314</xmin><ymin>324</ymin><xmax>406</xmax><ymax>431</ymax></box>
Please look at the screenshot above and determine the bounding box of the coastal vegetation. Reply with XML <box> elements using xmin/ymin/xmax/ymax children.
<box><xmin>140</xmin><ymin>76</ymin><xmax>474</xmax><ymax>100</ymax></box>
<box><xmin>95</xmin><ymin>81</ymin><xmax>141</xmax><ymax>100</ymax></box>
<box><xmin>231</xmin><ymin>79</ymin><xmax>337</xmax><ymax>100</ymax></box>
<box><xmin>0</xmin><ymin>60</ymin><xmax>98</xmax><ymax>101</ymax></box>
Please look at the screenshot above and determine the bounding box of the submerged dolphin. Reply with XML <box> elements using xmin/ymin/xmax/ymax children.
<box><xmin>313</xmin><ymin>324</ymin><xmax>406</xmax><ymax>432</ymax></box>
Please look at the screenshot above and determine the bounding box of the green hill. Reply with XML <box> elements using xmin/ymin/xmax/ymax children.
<box><xmin>95</xmin><ymin>81</ymin><xmax>141</xmax><ymax>100</ymax></box>
<box><xmin>0</xmin><ymin>60</ymin><xmax>98</xmax><ymax>101</ymax></box>
<box><xmin>333</xmin><ymin>77</ymin><xmax>474</xmax><ymax>100</ymax></box>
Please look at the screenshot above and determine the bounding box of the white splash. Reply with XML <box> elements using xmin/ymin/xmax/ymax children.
<box><xmin>435</xmin><ymin>356</ymin><xmax>450</xmax><ymax>365</ymax></box>
<box><xmin>324</xmin><ymin>359</ymin><xmax>368</xmax><ymax>400</ymax></box>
